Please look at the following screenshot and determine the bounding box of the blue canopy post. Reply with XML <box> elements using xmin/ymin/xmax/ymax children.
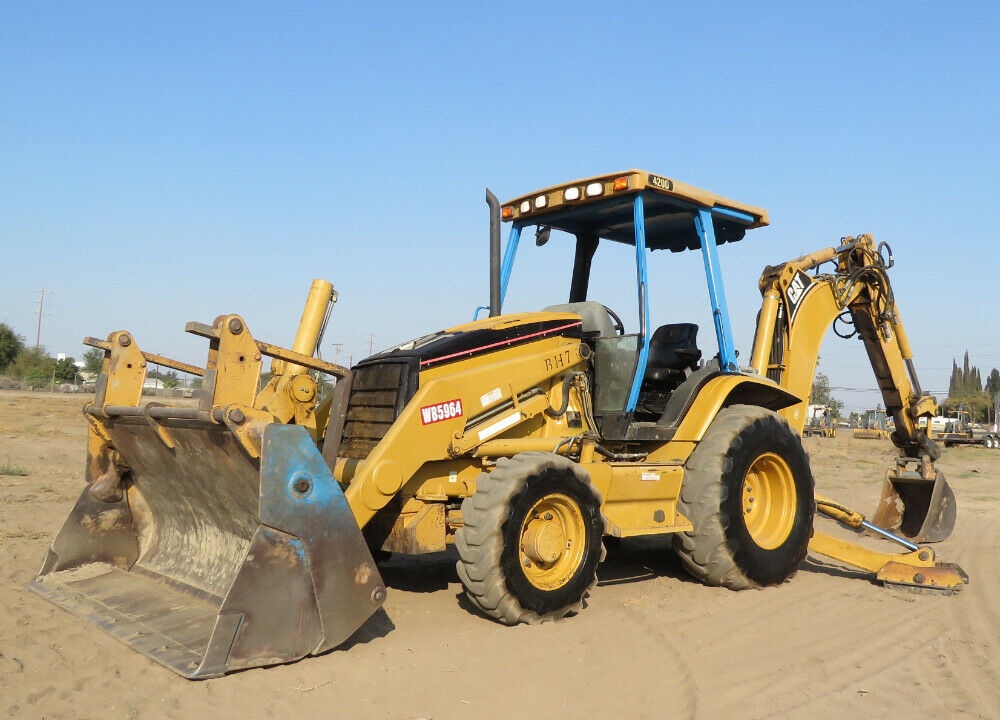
<box><xmin>626</xmin><ymin>194</ymin><xmax>651</xmax><ymax>412</ymax></box>
<box><xmin>694</xmin><ymin>207</ymin><xmax>747</xmax><ymax>373</ymax></box>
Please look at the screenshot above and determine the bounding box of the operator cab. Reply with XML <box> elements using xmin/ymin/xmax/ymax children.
<box><xmin>493</xmin><ymin>170</ymin><xmax>768</xmax><ymax>441</ymax></box>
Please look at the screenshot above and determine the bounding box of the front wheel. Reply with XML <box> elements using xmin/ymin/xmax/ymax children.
<box><xmin>456</xmin><ymin>453</ymin><xmax>605</xmax><ymax>625</ymax></box>
<box><xmin>673</xmin><ymin>405</ymin><xmax>815</xmax><ymax>589</ymax></box>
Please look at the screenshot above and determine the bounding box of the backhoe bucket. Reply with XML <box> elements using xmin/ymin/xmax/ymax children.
<box><xmin>29</xmin><ymin>422</ymin><xmax>385</xmax><ymax>679</ymax></box>
<box><xmin>871</xmin><ymin>467</ymin><xmax>956</xmax><ymax>543</ymax></box>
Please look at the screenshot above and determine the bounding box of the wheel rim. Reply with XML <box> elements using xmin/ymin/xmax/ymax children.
<box><xmin>518</xmin><ymin>493</ymin><xmax>586</xmax><ymax>591</ymax></box>
<box><xmin>741</xmin><ymin>452</ymin><xmax>797</xmax><ymax>550</ymax></box>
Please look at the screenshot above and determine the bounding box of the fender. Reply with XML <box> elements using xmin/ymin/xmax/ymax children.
<box><xmin>671</xmin><ymin>374</ymin><xmax>801</xmax><ymax>443</ymax></box>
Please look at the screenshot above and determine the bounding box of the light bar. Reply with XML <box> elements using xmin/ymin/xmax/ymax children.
<box><xmin>533</xmin><ymin>194</ymin><xmax>547</xmax><ymax>209</ymax></box>
<box><xmin>563</xmin><ymin>186</ymin><xmax>580</xmax><ymax>201</ymax></box>
<box><xmin>585</xmin><ymin>182</ymin><xmax>604</xmax><ymax>197</ymax></box>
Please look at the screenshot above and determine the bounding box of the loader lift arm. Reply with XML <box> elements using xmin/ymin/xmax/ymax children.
<box><xmin>748</xmin><ymin>234</ymin><xmax>961</xmax><ymax>583</ymax></box>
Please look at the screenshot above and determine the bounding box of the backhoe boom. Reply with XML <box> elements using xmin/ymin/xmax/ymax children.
<box><xmin>750</xmin><ymin>234</ymin><xmax>955</xmax><ymax>543</ymax></box>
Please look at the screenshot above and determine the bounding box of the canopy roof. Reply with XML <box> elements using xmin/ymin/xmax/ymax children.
<box><xmin>502</xmin><ymin>169</ymin><xmax>769</xmax><ymax>252</ymax></box>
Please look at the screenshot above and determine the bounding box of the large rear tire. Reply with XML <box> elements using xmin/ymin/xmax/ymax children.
<box><xmin>456</xmin><ymin>453</ymin><xmax>605</xmax><ymax>625</ymax></box>
<box><xmin>673</xmin><ymin>405</ymin><xmax>814</xmax><ymax>589</ymax></box>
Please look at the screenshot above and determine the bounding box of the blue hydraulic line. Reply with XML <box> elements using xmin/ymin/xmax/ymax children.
<box><xmin>695</xmin><ymin>208</ymin><xmax>738</xmax><ymax>373</ymax></box>
<box><xmin>626</xmin><ymin>194</ymin><xmax>651</xmax><ymax>412</ymax></box>
<box><xmin>498</xmin><ymin>224</ymin><xmax>522</xmax><ymax>310</ymax></box>
<box><xmin>860</xmin><ymin>519</ymin><xmax>920</xmax><ymax>552</ymax></box>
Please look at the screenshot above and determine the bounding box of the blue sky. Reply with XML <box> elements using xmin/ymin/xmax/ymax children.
<box><xmin>1</xmin><ymin>2</ymin><xmax>997</xmax><ymax>411</ymax></box>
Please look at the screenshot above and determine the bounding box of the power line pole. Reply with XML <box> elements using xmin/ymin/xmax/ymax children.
<box><xmin>367</xmin><ymin>333</ymin><xmax>375</xmax><ymax>355</ymax></box>
<box><xmin>331</xmin><ymin>343</ymin><xmax>343</xmax><ymax>364</ymax></box>
<box><xmin>35</xmin><ymin>288</ymin><xmax>46</xmax><ymax>348</ymax></box>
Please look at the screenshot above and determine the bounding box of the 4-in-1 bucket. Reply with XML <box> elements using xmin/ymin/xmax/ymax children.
<box><xmin>30</xmin><ymin>420</ymin><xmax>384</xmax><ymax>679</ymax></box>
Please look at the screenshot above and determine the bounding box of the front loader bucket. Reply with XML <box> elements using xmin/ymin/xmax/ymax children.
<box><xmin>871</xmin><ymin>467</ymin><xmax>956</xmax><ymax>543</ymax></box>
<box><xmin>29</xmin><ymin>422</ymin><xmax>385</xmax><ymax>679</ymax></box>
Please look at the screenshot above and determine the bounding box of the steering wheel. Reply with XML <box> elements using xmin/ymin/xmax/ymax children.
<box><xmin>602</xmin><ymin>305</ymin><xmax>626</xmax><ymax>335</ymax></box>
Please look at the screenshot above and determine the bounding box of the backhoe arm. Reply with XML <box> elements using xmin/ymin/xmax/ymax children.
<box><xmin>749</xmin><ymin>234</ymin><xmax>955</xmax><ymax>543</ymax></box>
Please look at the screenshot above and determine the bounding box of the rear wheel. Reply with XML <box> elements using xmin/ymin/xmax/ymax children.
<box><xmin>456</xmin><ymin>453</ymin><xmax>605</xmax><ymax>624</ymax></box>
<box><xmin>673</xmin><ymin>405</ymin><xmax>814</xmax><ymax>589</ymax></box>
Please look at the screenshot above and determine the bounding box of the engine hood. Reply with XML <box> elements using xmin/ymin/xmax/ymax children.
<box><xmin>359</xmin><ymin>311</ymin><xmax>583</xmax><ymax>370</ymax></box>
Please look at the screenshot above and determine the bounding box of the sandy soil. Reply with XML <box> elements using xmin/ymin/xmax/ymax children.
<box><xmin>1</xmin><ymin>391</ymin><xmax>997</xmax><ymax>720</ymax></box>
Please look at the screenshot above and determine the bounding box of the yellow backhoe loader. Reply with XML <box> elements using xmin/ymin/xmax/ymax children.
<box><xmin>853</xmin><ymin>408</ymin><xmax>891</xmax><ymax>440</ymax></box>
<box><xmin>31</xmin><ymin>170</ymin><xmax>966</xmax><ymax>679</ymax></box>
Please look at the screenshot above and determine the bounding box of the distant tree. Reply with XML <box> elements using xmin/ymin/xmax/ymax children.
<box><xmin>0</xmin><ymin>323</ymin><xmax>25</xmax><ymax>372</ymax></box>
<box><xmin>989</xmin><ymin>368</ymin><xmax>1000</xmax><ymax>424</ymax></box>
<box><xmin>987</xmin><ymin>368</ymin><xmax>1000</xmax><ymax>397</ymax></box>
<box><xmin>7</xmin><ymin>347</ymin><xmax>55</xmax><ymax>387</ymax></box>
<box><xmin>147</xmin><ymin>369</ymin><xmax>180</xmax><ymax>389</ymax></box>
<box><xmin>946</xmin><ymin>351</ymin><xmax>990</xmax><ymax>421</ymax></box>
<box><xmin>809</xmin><ymin>371</ymin><xmax>844</xmax><ymax>419</ymax></box>
<box><xmin>948</xmin><ymin>360</ymin><xmax>960</xmax><ymax>397</ymax></box>
<box><xmin>53</xmin><ymin>357</ymin><xmax>77</xmax><ymax>383</ymax></box>
<box><xmin>83</xmin><ymin>347</ymin><xmax>104</xmax><ymax>375</ymax></box>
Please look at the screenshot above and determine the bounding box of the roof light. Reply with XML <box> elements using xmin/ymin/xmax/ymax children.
<box><xmin>613</xmin><ymin>176</ymin><xmax>629</xmax><ymax>191</ymax></box>
<box><xmin>585</xmin><ymin>182</ymin><xmax>604</xmax><ymax>198</ymax></box>
<box><xmin>520</xmin><ymin>200</ymin><xmax>531</xmax><ymax>213</ymax></box>
<box><xmin>533</xmin><ymin>194</ymin><xmax>547</xmax><ymax>209</ymax></box>
<box><xmin>563</xmin><ymin>186</ymin><xmax>580</xmax><ymax>201</ymax></box>
<box><xmin>501</xmin><ymin>205</ymin><xmax>514</xmax><ymax>219</ymax></box>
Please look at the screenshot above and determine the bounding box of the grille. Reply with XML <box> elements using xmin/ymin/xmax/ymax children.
<box><xmin>339</xmin><ymin>362</ymin><xmax>409</xmax><ymax>460</ymax></box>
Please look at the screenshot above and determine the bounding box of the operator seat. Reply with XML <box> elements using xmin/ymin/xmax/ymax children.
<box><xmin>644</xmin><ymin>323</ymin><xmax>701</xmax><ymax>390</ymax></box>
<box><xmin>542</xmin><ymin>301</ymin><xmax>616</xmax><ymax>340</ymax></box>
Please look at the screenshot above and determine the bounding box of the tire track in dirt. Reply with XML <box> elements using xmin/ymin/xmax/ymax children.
<box><xmin>931</xmin><ymin>511</ymin><xmax>1000</xmax><ymax>718</ymax></box>
<box><xmin>673</xmin><ymin>569</ymin><xmax>979</xmax><ymax>718</ymax></box>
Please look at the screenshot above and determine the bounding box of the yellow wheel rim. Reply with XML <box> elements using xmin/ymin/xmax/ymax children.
<box><xmin>741</xmin><ymin>452</ymin><xmax>797</xmax><ymax>550</ymax></box>
<box><xmin>518</xmin><ymin>493</ymin><xmax>586</xmax><ymax>591</ymax></box>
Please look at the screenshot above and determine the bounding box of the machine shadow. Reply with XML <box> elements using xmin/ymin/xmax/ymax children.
<box><xmin>596</xmin><ymin>535</ymin><xmax>692</xmax><ymax>587</ymax></box>
<box><xmin>377</xmin><ymin>547</ymin><xmax>462</xmax><ymax>593</ymax></box>
<box><xmin>376</xmin><ymin>536</ymin><xmax>693</xmax><ymax>594</ymax></box>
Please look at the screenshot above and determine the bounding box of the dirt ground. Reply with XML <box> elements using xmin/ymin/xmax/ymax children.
<box><xmin>1</xmin><ymin>391</ymin><xmax>997</xmax><ymax>720</ymax></box>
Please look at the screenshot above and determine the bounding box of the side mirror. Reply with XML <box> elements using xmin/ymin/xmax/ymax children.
<box><xmin>535</xmin><ymin>226</ymin><xmax>551</xmax><ymax>247</ymax></box>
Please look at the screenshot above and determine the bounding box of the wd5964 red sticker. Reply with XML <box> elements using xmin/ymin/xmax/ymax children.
<box><xmin>420</xmin><ymin>399</ymin><xmax>464</xmax><ymax>425</ymax></box>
